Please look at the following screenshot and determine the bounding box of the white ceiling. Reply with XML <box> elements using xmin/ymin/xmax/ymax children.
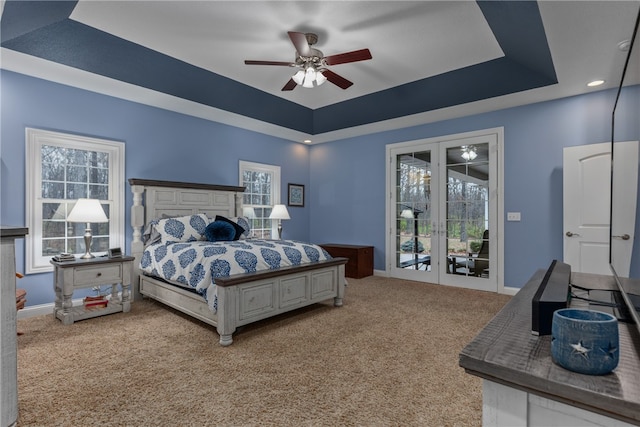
<box><xmin>70</xmin><ymin>1</ymin><xmax>506</xmax><ymax>110</ymax></box>
<box><xmin>2</xmin><ymin>1</ymin><xmax>639</xmax><ymax>143</ymax></box>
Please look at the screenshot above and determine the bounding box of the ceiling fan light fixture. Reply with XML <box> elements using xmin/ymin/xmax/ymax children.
<box><xmin>315</xmin><ymin>70</ymin><xmax>327</xmax><ymax>86</ymax></box>
<box><xmin>305</xmin><ymin>67</ymin><xmax>317</xmax><ymax>80</ymax></box>
<box><xmin>292</xmin><ymin>70</ymin><xmax>305</xmax><ymax>85</ymax></box>
<box><xmin>301</xmin><ymin>67</ymin><xmax>316</xmax><ymax>88</ymax></box>
<box><xmin>247</xmin><ymin>31</ymin><xmax>371</xmax><ymax>91</ymax></box>
<box><xmin>461</xmin><ymin>145</ymin><xmax>478</xmax><ymax>161</ymax></box>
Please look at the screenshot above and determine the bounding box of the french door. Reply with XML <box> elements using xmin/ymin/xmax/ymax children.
<box><xmin>387</xmin><ymin>130</ymin><xmax>500</xmax><ymax>292</ymax></box>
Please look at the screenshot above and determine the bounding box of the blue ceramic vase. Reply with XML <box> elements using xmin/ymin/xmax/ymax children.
<box><xmin>551</xmin><ymin>308</ymin><xmax>619</xmax><ymax>375</ymax></box>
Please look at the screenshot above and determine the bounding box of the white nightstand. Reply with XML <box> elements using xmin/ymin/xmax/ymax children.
<box><xmin>51</xmin><ymin>255</ymin><xmax>134</xmax><ymax>325</ymax></box>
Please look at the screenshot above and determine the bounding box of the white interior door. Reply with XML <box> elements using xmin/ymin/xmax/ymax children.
<box><xmin>387</xmin><ymin>130</ymin><xmax>499</xmax><ymax>292</ymax></box>
<box><xmin>563</xmin><ymin>141</ymin><xmax>638</xmax><ymax>275</ymax></box>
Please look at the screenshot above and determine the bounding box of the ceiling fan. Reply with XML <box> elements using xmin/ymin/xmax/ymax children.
<box><xmin>244</xmin><ymin>31</ymin><xmax>372</xmax><ymax>91</ymax></box>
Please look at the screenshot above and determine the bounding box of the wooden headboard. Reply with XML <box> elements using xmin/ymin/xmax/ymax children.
<box><xmin>128</xmin><ymin>178</ymin><xmax>245</xmax><ymax>298</ymax></box>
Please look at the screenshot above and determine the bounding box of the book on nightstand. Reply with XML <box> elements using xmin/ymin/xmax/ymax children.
<box><xmin>52</xmin><ymin>253</ymin><xmax>76</xmax><ymax>262</ymax></box>
<box><xmin>83</xmin><ymin>296</ymin><xmax>108</xmax><ymax>310</ymax></box>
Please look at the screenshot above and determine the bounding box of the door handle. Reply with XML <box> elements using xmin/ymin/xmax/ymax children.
<box><xmin>565</xmin><ymin>231</ymin><xmax>580</xmax><ymax>237</ymax></box>
<box><xmin>612</xmin><ymin>233</ymin><xmax>630</xmax><ymax>240</ymax></box>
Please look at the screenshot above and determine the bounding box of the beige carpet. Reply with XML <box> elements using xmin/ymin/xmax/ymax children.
<box><xmin>16</xmin><ymin>276</ymin><xmax>511</xmax><ymax>426</ymax></box>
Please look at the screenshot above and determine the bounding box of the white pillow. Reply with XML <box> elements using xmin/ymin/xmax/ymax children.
<box><xmin>155</xmin><ymin>214</ymin><xmax>208</xmax><ymax>243</ymax></box>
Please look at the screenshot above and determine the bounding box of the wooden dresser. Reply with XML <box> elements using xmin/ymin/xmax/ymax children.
<box><xmin>460</xmin><ymin>270</ymin><xmax>640</xmax><ymax>426</ymax></box>
<box><xmin>320</xmin><ymin>244</ymin><xmax>373</xmax><ymax>278</ymax></box>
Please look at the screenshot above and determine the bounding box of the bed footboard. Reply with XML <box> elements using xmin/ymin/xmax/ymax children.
<box><xmin>140</xmin><ymin>259</ymin><xmax>347</xmax><ymax>346</ymax></box>
<box><xmin>215</xmin><ymin>259</ymin><xmax>347</xmax><ymax>346</ymax></box>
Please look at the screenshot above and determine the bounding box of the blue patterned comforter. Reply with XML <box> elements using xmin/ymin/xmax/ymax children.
<box><xmin>140</xmin><ymin>239</ymin><xmax>332</xmax><ymax>313</ymax></box>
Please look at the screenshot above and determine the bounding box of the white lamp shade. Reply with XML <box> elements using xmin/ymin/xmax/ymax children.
<box><xmin>242</xmin><ymin>207</ymin><xmax>256</xmax><ymax>218</ymax></box>
<box><xmin>401</xmin><ymin>209</ymin><xmax>414</xmax><ymax>219</ymax></box>
<box><xmin>315</xmin><ymin>71</ymin><xmax>327</xmax><ymax>86</ymax></box>
<box><xmin>67</xmin><ymin>198</ymin><xmax>109</xmax><ymax>223</ymax></box>
<box><xmin>52</xmin><ymin>203</ymin><xmax>68</xmax><ymax>220</ymax></box>
<box><xmin>269</xmin><ymin>204</ymin><xmax>290</xmax><ymax>220</ymax></box>
<box><xmin>461</xmin><ymin>145</ymin><xmax>478</xmax><ymax>161</ymax></box>
<box><xmin>292</xmin><ymin>70</ymin><xmax>305</xmax><ymax>85</ymax></box>
<box><xmin>305</xmin><ymin>67</ymin><xmax>316</xmax><ymax>80</ymax></box>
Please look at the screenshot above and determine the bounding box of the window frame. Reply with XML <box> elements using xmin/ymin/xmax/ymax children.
<box><xmin>25</xmin><ymin>128</ymin><xmax>125</xmax><ymax>273</ymax></box>
<box><xmin>239</xmin><ymin>160</ymin><xmax>281</xmax><ymax>239</ymax></box>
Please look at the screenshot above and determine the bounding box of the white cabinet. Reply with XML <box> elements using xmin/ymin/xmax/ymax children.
<box><xmin>51</xmin><ymin>256</ymin><xmax>134</xmax><ymax>324</ymax></box>
<box><xmin>483</xmin><ymin>380</ymin><xmax>636</xmax><ymax>427</ymax></box>
<box><xmin>1</xmin><ymin>226</ymin><xmax>28</xmax><ymax>427</ymax></box>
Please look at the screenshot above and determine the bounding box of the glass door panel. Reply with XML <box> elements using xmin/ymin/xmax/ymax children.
<box><xmin>395</xmin><ymin>151</ymin><xmax>433</xmax><ymax>274</ymax></box>
<box><xmin>445</xmin><ymin>143</ymin><xmax>490</xmax><ymax>278</ymax></box>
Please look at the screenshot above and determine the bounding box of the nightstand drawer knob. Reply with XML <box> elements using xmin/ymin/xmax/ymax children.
<box><xmin>96</xmin><ymin>272</ymin><xmax>102</xmax><ymax>277</ymax></box>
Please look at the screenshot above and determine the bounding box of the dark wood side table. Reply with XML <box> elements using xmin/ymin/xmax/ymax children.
<box><xmin>320</xmin><ymin>244</ymin><xmax>373</xmax><ymax>278</ymax></box>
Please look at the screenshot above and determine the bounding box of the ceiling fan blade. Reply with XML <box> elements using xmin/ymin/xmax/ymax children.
<box><xmin>288</xmin><ymin>31</ymin><xmax>312</xmax><ymax>57</ymax></box>
<box><xmin>281</xmin><ymin>78</ymin><xmax>297</xmax><ymax>91</ymax></box>
<box><xmin>244</xmin><ymin>60</ymin><xmax>294</xmax><ymax>66</ymax></box>
<box><xmin>322</xmin><ymin>69</ymin><xmax>353</xmax><ymax>90</ymax></box>
<box><xmin>324</xmin><ymin>49</ymin><xmax>372</xmax><ymax>66</ymax></box>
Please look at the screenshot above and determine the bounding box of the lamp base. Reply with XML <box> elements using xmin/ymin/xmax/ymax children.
<box><xmin>81</xmin><ymin>227</ymin><xmax>95</xmax><ymax>259</ymax></box>
<box><xmin>277</xmin><ymin>223</ymin><xmax>283</xmax><ymax>240</ymax></box>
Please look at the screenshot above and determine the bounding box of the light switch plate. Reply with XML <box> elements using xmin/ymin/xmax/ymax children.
<box><xmin>507</xmin><ymin>212</ymin><xmax>521</xmax><ymax>221</ymax></box>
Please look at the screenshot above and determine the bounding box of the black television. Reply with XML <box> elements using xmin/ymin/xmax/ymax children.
<box><xmin>610</xmin><ymin>6</ymin><xmax>640</xmax><ymax>335</ymax></box>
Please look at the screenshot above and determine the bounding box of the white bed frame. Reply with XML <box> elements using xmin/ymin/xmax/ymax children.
<box><xmin>129</xmin><ymin>178</ymin><xmax>347</xmax><ymax>346</ymax></box>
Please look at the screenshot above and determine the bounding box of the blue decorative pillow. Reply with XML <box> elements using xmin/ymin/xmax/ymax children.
<box><xmin>234</xmin><ymin>216</ymin><xmax>252</xmax><ymax>239</ymax></box>
<box><xmin>214</xmin><ymin>215</ymin><xmax>244</xmax><ymax>241</ymax></box>
<box><xmin>204</xmin><ymin>220</ymin><xmax>237</xmax><ymax>242</ymax></box>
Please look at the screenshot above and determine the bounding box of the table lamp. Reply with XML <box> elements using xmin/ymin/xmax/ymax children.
<box><xmin>269</xmin><ymin>204</ymin><xmax>290</xmax><ymax>239</ymax></box>
<box><xmin>67</xmin><ymin>198</ymin><xmax>109</xmax><ymax>258</ymax></box>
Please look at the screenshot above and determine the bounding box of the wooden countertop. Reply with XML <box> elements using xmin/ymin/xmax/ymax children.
<box><xmin>459</xmin><ymin>270</ymin><xmax>640</xmax><ymax>425</ymax></box>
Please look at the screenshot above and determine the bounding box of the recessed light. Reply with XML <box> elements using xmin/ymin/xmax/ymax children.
<box><xmin>303</xmin><ymin>139</ymin><xmax>312</xmax><ymax>144</ymax></box>
<box><xmin>587</xmin><ymin>80</ymin><xmax>605</xmax><ymax>87</ymax></box>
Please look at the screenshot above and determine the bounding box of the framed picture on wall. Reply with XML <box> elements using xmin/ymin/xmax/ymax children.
<box><xmin>288</xmin><ymin>184</ymin><xmax>305</xmax><ymax>207</ymax></box>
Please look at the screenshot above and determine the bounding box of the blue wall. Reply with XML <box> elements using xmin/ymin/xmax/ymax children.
<box><xmin>310</xmin><ymin>86</ymin><xmax>640</xmax><ymax>288</ymax></box>
<box><xmin>2</xmin><ymin>69</ymin><xmax>638</xmax><ymax>306</ymax></box>
<box><xmin>1</xmin><ymin>70</ymin><xmax>311</xmax><ymax>306</ymax></box>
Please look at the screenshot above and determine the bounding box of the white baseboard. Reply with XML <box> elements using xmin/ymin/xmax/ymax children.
<box><xmin>17</xmin><ymin>298</ymin><xmax>85</xmax><ymax>320</ymax></box>
<box><xmin>375</xmin><ymin>268</ymin><xmax>520</xmax><ymax>296</ymax></box>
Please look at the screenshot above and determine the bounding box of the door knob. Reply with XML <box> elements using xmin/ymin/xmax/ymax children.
<box><xmin>612</xmin><ymin>233</ymin><xmax>630</xmax><ymax>240</ymax></box>
<box><xmin>565</xmin><ymin>231</ymin><xmax>580</xmax><ymax>237</ymax></box>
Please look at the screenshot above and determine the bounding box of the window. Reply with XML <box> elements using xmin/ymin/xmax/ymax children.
<box><xmin>25</xmin><ymin>128</ymin><xmax>125</xmax><ymax>273</ymax></box>
<box><xmin>239</xmin><ymin>160</ymin><xmax>281</xmax><ymax>239</ymax></box>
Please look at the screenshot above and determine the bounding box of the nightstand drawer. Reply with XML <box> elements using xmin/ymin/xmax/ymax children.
<box><xmin>74</xmin><ymin>264</ymin><xmax>122</xmax><ymax>285</ymax></box>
